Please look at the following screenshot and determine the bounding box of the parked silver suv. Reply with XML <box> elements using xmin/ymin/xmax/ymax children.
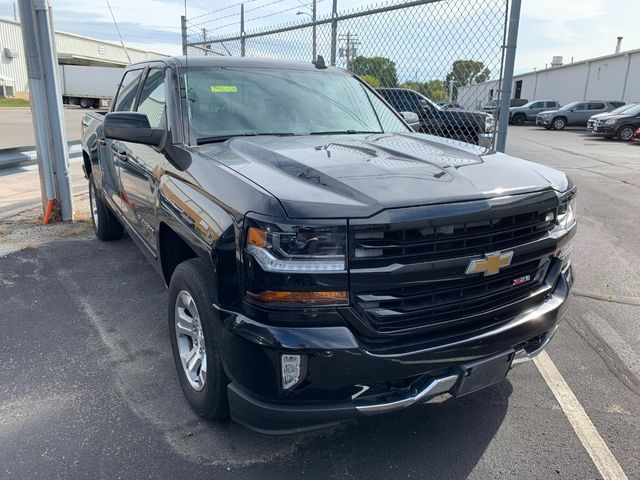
<box><xmin>509</xmin><ymin>100</ymin><xmax>560</xmax><ymax>126</ymax></box>
<box><xmin>536</xmin><ymin>100</ymin><xmax>625</xmax><ymax>130</ymax></box>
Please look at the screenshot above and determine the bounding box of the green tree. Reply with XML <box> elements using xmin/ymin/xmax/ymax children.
<box><xmin>360</xmin><ymin>74</ymin><xmax>381</xmax><ymax>88</ymax></box>
<box><xmin>350</xmin><ymin>56</ymin><xmax>398</xmax><ymax>87</ymax></box>
<box><xmin>445</xmin><ymin>60</ymin><xmax>491</xmax><ymax>100</ymax></box>
<box><xmin>398</xmin><ymin>80</ymin><xmax>448</xmax><ymax>102</ymax></box>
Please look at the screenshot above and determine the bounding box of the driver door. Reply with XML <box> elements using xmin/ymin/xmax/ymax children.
<box><xmin>116</xmin><ymin>67</ymin><xmax>168</xmax><ymax>254</ymax></box>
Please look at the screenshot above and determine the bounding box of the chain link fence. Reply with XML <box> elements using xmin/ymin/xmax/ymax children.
<box><xmin>184</xmin><ymin>0</ymin><xmax>513</xmax><ymax>152</ymax></box>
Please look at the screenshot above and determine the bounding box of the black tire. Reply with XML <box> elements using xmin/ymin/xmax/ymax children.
<box><xmin>168</xmin><ymin>258</ymin><xmax>229</xmax><ymax>420</ymax></box>
<box><xmin>89</xmin><ymin>174</ymin><xmax>124</xmax><ymax>241</ymax></box>
<box><xmin>512</xmin><ymin>114</ymin><xmax>526</xmax><ymax>126</ymax></box>
<box><xmin>92</xmin><ymin>99</ymin><xmax>101</xmax><ymax>109</ymax></box>
<box><xmin>552</xmin><ymin>117</ymin><xmax>566</xmax><ymax>130</ymax></box>
<box><xmin>79</xmin><ymin>98</ymin><xmax>91</xmax><ymax>108</ymax></box>
<box><xmin>618</xmin><ymin>126</ymin><xmax>635</xmax><ymax>142</ymax></box>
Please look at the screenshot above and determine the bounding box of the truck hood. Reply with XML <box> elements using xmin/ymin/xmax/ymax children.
<box><xmin>197</xmin><ymin>133</ymin><xmax>570</xmax><ymax>218</ymax></box>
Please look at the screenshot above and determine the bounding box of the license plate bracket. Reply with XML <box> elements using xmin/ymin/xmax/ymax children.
<box><xmin>453</xmin><ymin>350</ymin><xmax>514</xmax><ymax>397</ymax></box>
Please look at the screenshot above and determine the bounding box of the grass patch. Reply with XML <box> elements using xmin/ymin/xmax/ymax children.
<box><xmin>0</xmin><ymin>98</ymin><xmax>30</xmax><ymax>107</ymax></box>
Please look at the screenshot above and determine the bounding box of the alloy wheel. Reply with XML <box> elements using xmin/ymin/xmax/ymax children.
<box><xmin>174</xmin><ymin>290</ymin><xmax>207</xmax><ymax>391</ymax></box>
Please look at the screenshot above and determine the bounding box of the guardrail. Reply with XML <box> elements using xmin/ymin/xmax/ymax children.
<box><xmin>0</xmin><ymin>140</ymin><xmax>82</xmax><ymax>170</ymax></box>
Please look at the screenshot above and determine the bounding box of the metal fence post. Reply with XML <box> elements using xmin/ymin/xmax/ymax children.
<box><xmin>181</xmin><ymin>15</ymin><xmax>187</xmax><ymax>55</ymax></box>
<box><xmin>496</xmin><ymin>0</ymin><xmax>521</xmax><ymax>153</ymax></box>
<box><xmin>18</xmin><ymin>0</ymin><xmax>74</xmax><ymax>221</ymax></box>
<box><xmin>240</xmin><ymin>4</ymin><xmax>246</xmax><ymax>57</ymax></box>
<box><xmin>330</xmin><ymin>0</ymin><xmax>338</xmax><ymax>65</ymax></box>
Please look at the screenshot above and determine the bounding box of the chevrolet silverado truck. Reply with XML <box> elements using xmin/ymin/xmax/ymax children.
<box><xmin>81</xmin><ymin>56</ymin><xmax>576</xmax><ymax>434</ymax></box>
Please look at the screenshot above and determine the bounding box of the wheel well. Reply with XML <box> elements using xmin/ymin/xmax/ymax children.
<box><xmin>159</xmin><ymin>223</ymin><xmax>198</xmax><ymax>285</ymax></box>
<box><xmin>83</xmin><ymin>151</ymin><xmax>92</xmax><ymax>177</ymax></box>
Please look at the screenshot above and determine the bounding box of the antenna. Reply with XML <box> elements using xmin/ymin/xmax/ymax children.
<box><xmin>105</xmin><ymin>0</ymin><xmax>131</xmax><ymax>63</ymax></box>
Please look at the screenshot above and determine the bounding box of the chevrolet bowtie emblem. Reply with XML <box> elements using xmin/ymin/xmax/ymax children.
<box><xmin>465</xmin><ymin>251</ymin><xmax>514</xmax><ymax>276</ymax></box>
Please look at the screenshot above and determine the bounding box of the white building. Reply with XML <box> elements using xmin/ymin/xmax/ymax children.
<box><xmin>458</xmin><ymin>48</ymin><xmax>640</xmax><ymax>110</ymax></box>
<box><xmin>0</xmin><ymin>18</ymin><xmax>167</xmax><ymax>98</ymax></box>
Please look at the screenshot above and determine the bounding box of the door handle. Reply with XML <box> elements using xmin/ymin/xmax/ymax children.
<box><xmin>97</xmin><ymin>138</ymin><xmax>107</xmax><ymax>146</ymax></box>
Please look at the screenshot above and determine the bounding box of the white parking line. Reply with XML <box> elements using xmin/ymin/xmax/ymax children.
<box><xmin>534</xmin><ymin>351</ymin><xmax>628</xmax><ymax>480</ymax></box>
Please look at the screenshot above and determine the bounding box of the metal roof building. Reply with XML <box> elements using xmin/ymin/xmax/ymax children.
<box><xmin>0</xmin><ymin>18</ymin><xmax>167</xmax><ymax>97</ymax></box>
<box><xmin>457</xmin><ymin>47</ymin><xmax>640</xmax><ymax>110</ymax></box>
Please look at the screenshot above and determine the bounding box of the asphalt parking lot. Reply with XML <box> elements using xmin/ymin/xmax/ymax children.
<box><xmin>1</xmin><ymin>126</ymin><xmax>639</xmax><ymax>479</ymax></box>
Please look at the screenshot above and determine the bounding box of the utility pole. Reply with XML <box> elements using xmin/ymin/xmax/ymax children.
<box><xmin>17</xmin><ymin>0</ymin><xmax>73</xmax><ymax>221</ymax></box>
<box><xmin>338</xmin><ymin>32</ymin><xmax>359</xmax><ymax>71</ymax></box>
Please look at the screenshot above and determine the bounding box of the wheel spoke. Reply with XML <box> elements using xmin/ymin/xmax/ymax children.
<box><xmin>187</xmin><ymin>351</ymin><xmax>203</xmax><ymax>377</ymax></box>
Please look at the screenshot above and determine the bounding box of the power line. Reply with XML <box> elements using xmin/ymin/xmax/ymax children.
<box><xmin>187</xmin><ymin>0</ymin><xmax>261</xmax><ymax>23</ymax></box>
<box><xmin>206</xmin><ymin>0</ymin><xmax>324</xmax><ymax>32</ymax></box>
<box><xmin>190</xmin><ymin>0</ymin><xmax>289</xmax><ymax>28</ymax></box>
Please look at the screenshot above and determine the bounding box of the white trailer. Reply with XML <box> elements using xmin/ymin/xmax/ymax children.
<box><xmin>58</xmin><ymin>64</ymin><xmax>124</xmax><ymax>108</ymax></box>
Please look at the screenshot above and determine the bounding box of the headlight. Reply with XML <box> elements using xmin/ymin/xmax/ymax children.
<box><xmin>484</xmin><ymin>115</ymin><xmax>495</xmax><ymax>133</ymax></box>
<box><xmin>246</xmin><ymin>222</ymin><xmax>346</xmax><ymax>273</ymax></box>
<box><xmin>605</xmin><ymin>118</ymin><xmax>618</xmax><ymax>125</ymax></box>
<box><xmin>556</xmin><ymin>197</ymin><xmax>576</xmax><ymax>230</ymax></box>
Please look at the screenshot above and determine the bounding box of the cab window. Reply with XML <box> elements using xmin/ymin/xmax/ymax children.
<box><xmin>136</xmin><ymin>68</ymin><xmax>167</xmax><ymax>128</ymax></box>
<box><xmin>113</xmin><ymin>69</ymin><xmax>143</xmax><ymax>112</ymax></box>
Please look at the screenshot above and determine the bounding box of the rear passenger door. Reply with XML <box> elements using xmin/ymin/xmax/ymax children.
<box><xmin>116</xmin><ymin>67</ymin><xmax>168</xmax><ymax>253</ymax></box>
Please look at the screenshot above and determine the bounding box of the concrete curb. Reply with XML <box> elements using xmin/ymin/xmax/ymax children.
<box><xmin>0</xmin><ymin>140</ymin><xmax>82</xmax><ymax>170</ymax></box>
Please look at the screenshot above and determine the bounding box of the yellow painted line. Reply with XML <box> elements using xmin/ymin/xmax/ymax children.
<box><xmin>534</xmin><ymin>351</ymin><xmax>628</xmax><ymax>480</ymax></box>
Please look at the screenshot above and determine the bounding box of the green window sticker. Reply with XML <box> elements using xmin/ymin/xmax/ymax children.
<box><xmin>210</xmin><ymin>85</ymin><xmax>238</xmax><ymax>93</ymax></box>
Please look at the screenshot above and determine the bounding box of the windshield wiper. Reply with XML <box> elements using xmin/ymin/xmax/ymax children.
<box><xmin>196</xmin><ymin>132</ymin><xmax>297</xmax><ymax>145</ymax></box>
<box><xmin>309</xmin><ymin>130</ymin><xmax>383</xmax><ymax>135</ymax></box>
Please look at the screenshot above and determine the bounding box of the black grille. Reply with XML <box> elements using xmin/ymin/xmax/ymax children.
<box><xmin>353</xmin><ymin>209</ymin><xmax>555</xmax><ymax>265</ymax></box>
<box><xmin>355</xmin><ymin>259</ymin><xmax>550</xmax><ymax>334</ymax></box>
<box><xmin>349</xmin><ymin>202</ymin><xmax>558</xmax><ymax>336</ymax></box>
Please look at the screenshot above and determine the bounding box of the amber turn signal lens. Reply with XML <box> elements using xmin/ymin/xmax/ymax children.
<box><xmin>247</xmin><ymin>226</ymin><xmax>268</xmax><ymax>248</ymax></box>
<box><xmin>247</xmin><ymin>290</ymin><xmax>348</xmax><ymax>304</ymax></box>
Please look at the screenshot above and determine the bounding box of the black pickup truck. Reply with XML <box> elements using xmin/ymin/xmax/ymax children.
<box><xmin>81</xmin><ymin>56</ymin><xmax>576</xmax><ymax>434</ymax></box>
<box><xmin>377</xmin><ymin>87</ymin><xmax>495</xmax><ymax>146</ymax></box>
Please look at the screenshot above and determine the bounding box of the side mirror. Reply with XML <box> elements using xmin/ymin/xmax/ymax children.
<box><xmin>104</xmin><ymin>112</ymin><xmax>166</xmax><ymax>147</ymax></box>
<box><xmin>400</xmin><ymin>111</ymin><xmax>420</xmax><ymax>131</ymax></box>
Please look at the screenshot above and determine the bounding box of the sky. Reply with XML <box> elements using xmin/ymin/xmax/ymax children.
<box><xmin>1</xmin><ymin>0</ymin><xmax>639</xmax><ymax>76</ymax></box>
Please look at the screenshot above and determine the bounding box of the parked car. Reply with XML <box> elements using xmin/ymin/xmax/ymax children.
<box><xmin>482</xmin><ymin>98</ymin><xmax>528</xmax><ymax>117</ymax></box>
<box><xmin>591</xmin><ymin>103</ymin><xmax>640</xmax><ymax>141</ymax></box>
<box><xmin>587</xmin><ymin>103</ymin><xmax>638</xmax><ymax>131</ymax></box>
<box><xmin>81</xmin><ymin>56</ymin><xmax>576</xmax><ymax>434</ymax></box>
<box><xmin>509</xmin><ymin>100</ymin><xmax>560</xmax><ymax>126</ymax></box>
<box><xmin>537</xmin><ymin>100</ymin><xmax>625</xmax><ymax>130</ymax></box>
<box><xmin>378</xmin><ymin>87</ymin><xmax>494</xmax><ymax>145</ymax></box>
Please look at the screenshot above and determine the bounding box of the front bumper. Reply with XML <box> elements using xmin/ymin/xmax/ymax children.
<box><xmin>216</xmin><ymin>266</ymin><xmax>573</xmax><ymax>434</ymax></box>
<box><xmin>591</xmin><ymin>124</ymin><xmax>616</xmax><ymax>136</ymax></box>
<box><xmin>536</xmin><ymin>117</ymin><xmax>551</xmax><ymax>126</ymax></box>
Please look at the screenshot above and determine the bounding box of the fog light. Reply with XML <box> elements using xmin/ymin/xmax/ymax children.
<box><xmin>281</xmin><ymin>354</ymin><xmax>305</xmax><ymax>390</ymax></box>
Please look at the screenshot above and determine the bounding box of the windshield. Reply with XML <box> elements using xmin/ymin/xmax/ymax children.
<box><xmin>183</xmin><ymin>67</ymin><xmax>409</xmax><ymax>143</ymax></box>
<box><xmin>559</xmin><ymin>101</ymin><xmax>581</xmax><ymax>111</ymax></box>
<box><xmin>615</xmin><ymin>103</ymin><xmax>640</xmax><ymax>115</ymax></box>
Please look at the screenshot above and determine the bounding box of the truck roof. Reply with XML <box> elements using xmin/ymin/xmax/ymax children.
<box><xmin>127</xmin><ymin>55</ymin><xmax>342</xmax><ymax>72</ymax></box>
